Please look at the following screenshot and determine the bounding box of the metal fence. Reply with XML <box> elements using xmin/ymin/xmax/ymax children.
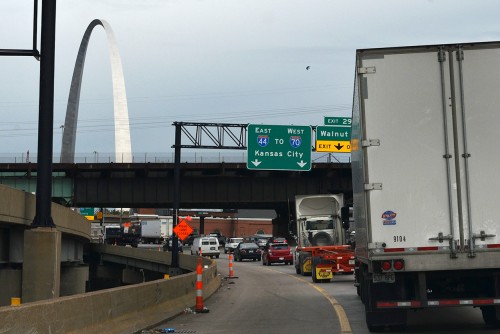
<box><xmin>0</xmin><ymin>151</ymin><xmax>351</xmax><ymax>164</ymax></box>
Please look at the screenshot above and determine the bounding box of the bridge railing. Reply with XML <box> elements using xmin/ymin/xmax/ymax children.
<box><xmin>0</xmin><ymin>152</ymin><xmax>351</xmax><ymax>164</ymax></box>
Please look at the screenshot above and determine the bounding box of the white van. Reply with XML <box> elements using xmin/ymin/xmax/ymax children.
<box><xmin>190</xmin><ymin>236</ymin><xmax>220</xmax><ymax>258</ymax></box>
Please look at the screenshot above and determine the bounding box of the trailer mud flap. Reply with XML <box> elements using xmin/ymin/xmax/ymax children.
<box><xmin>316</xmin><ymin>265</ymin><xmax>334</xmax><ymax>280</ymax></box>
<box><xmin>303</xmin><ymin>258</ymin><xmax>311</xmax><ymax>274</ymax></box>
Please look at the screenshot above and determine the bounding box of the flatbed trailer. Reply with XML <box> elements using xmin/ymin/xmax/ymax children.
<box><xmin>296</xmin><ymin>245</ymin><xmax>355</xmax><ymax>282</ymax></box>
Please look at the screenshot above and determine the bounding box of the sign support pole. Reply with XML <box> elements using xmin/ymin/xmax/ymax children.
<box><xmin>171</xmin><ymin>122</ymin><xmax>181</xmax><ymax>269</ymax></box>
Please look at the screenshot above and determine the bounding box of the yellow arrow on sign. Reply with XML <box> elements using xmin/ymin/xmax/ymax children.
<box><xmin>316</xmin><ymin>140</ymin><xmax>351</xmax><ymax>153</ymax></box>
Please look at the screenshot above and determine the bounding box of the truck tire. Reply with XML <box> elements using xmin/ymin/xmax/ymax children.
<box><xmin>355</xmin><ymin>268</ymin><xmax>361</xmax><ymax>297</ymax></box>
<box><xmin>364</xmin><ymin>269</ymin><xmax>407</xmax><ymax>332</ymax></box>
<box><xmin>311</xmin><ymin>256</ymin><xmax>332</xmax><ymax>283</ymax></box>
<box><xmin>298</xmin><ymin>252</ymin><xmax>312</xmax><ymax>276</ymax></box>
<box><xmin>312</xmin><ymin>266</ymin><xmax>318</xmax><ymax>283</ymax></box>
<box><xmin>481</xmin><ymin>306</ymin><xmax>500</xmax><ymax>328</ymax></box>
<box><xmin>311</xmin><ymin>256</ymin><xmax>320</xmax><ymax>283</ymax></box>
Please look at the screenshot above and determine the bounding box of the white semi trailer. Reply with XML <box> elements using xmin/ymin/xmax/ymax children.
<box><xmin>352</xmin><ymin>41</ymin><xmax>500</xmax><ymax>331</ymax></box>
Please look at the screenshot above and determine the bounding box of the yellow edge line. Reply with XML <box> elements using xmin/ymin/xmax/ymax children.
<box><xmin>263</xmin><ymin>268</ymin><xmax>353</xmax><ymax>334</ymax></box>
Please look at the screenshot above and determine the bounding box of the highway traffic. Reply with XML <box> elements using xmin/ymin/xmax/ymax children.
<box><xmin>144</xmin><ymin>251</ymin><xmax>486</xmax><ymax>334</ymax></box>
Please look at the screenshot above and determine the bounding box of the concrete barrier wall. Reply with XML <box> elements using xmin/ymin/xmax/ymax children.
<box><xmin>0</xmin><ymin>255</ymin><xmax>220</xmax><ymax>334</ymax></box>
<box><xmin>0</xmin><ymin>184</ymin><xmax>90</xmax><ymax>239</ymax></box>
<box><xmin>0</xmin><ymin>185</ymin><xmax>222</xmax><ymax>332</ymax></box>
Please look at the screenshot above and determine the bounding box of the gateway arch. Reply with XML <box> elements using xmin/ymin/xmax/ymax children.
<box><xmin>61</xmin><ymin>19</ymin><xmax>132</xmax><ymax>163</ymax></box>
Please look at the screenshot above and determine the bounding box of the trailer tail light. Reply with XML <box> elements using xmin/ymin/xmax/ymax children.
<box><xmin>393</xmin><ymin>260</ymin><xmax>404</xmax><ymax>271</ymax></box>
<box><xmin>380</xmin><ymin>259</ymin><xmax>405</xmax><ymax>272</ymax></box>
<box><xmin>381</xmin><ymin>261</ymin><xmax>392</xmax><ymax>271</ymax></box>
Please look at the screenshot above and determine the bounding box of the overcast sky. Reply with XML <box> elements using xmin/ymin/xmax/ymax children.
<box><xmin>1</xmin><ymin>0</ymin><xmax>500</xmax><ymax>161</ymax></box>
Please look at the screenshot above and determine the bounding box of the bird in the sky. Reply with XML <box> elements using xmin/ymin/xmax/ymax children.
<box><xmin>306</xmin><ymin>66</ymin><xmax>310</xmax><ymax>70</ymax></box>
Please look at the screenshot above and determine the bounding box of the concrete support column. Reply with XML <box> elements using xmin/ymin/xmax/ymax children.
<box><xmin>22</xmin><ymin>227</ymin><xmax>61</xmax><ymax>302</ymax></box>
<box><xmin>60</xmin><ymin>265</ymin><xmax>88</xmax><ymax>296</ymax></box>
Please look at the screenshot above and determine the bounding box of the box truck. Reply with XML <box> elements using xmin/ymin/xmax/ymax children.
<box><xmin>352</xmin><ymin>41</ymin><xmax>500</xmax><ymax>331</ymax></box>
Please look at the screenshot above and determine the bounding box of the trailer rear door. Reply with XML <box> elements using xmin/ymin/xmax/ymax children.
<box><xmin>353</xmin><ymin>42</ymin><xmax>500</xmax><ymax>259</ymax></box>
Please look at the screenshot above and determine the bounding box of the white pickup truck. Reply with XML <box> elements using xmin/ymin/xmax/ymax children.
<box><xmin>224</xmin><ymin>237</ymin><xmax>244</xmax><ymax>253</ymax></box>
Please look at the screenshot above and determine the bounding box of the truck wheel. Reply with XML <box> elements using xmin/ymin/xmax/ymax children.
<box><xmin>298</xmin><ymin>252</ymin><xmax>312</xmax><ymax>276</ymax></box>
<box><xmin>481</xmin><ymin>306</ymin><xmax>500</xmax><ymax>328</ymax></box>
<box><xmin>359</xmin><ymin>264</ymin><xmax>368</xmax><ymax>303</ymax></box>
<box><xmin>312</xmin><ymin>267</ymin><xmax>318</xmax><ymax>283</ymax></box>
<box><xmin>311</xmin><ymin>256</ymin><xmax>323</xmax><ymax>283</ymax></box>
<box><xmin>364</xmin><ymin>272</ymin><xmax>407</xmax><ymax>331</ymax></box>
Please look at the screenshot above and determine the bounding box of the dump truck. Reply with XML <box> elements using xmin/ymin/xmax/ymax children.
<box><xmin>352</xmin><ymin>41</ymin><xmax>500</xmax><ymax>331</ymax></box>
<box><xmin>293</xmin><ymin>194</ymin><xmax>354</xmax><ymax>282</ymax></box>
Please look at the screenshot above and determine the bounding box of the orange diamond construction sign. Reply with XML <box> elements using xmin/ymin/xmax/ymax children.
<box><xmin>173</xmin><ymin>219</ymin><xmax>194</xmax><ymax>241</ymax></box>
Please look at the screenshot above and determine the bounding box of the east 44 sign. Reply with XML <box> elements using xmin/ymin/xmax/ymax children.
<box><xmin>247</xmin><ymin>124</ymin><xmax>311</xmax><ymax>171</ymax></box>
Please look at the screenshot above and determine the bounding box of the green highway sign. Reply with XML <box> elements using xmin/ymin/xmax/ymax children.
<box><xmin>317</xmin><ymin>126</ymin><xmax>351</xmax><ymax>141</ymax></box>
<box><xmin>324</xmin><ymin>117</ymin><xmax>352</xmax><ymax>126</ymax></box>
<box><xmin>316</xmin><ymin>126</ymin><xmax>352</xmax><ymax>153</ymax></box>
<box><xmin>79</xmin><ymin>207</ymin><xmax>95</xmax><ymax>216</ymax></box>
<box><xmin>247</xmin><ymin>124</ymin><xmax>311</xmax><ymax>171</ymax></box>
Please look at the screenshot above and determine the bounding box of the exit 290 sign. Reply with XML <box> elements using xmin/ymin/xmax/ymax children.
<box><xmin>247</xmin><ymin>124</ymin><xmax>311</xmax><ymax>171</ymax></box>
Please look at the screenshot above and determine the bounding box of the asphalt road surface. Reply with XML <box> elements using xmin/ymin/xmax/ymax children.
<box><xmin>145</xmin><ymin>252</ymin><xmax>490</xmax><ymax>334</ymax></box>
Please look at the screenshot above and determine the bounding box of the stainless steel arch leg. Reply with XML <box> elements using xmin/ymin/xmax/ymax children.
<box><xmin>61</xmin><ymin>19</ymin><xmax>132</xmax><ymax>163</ymax></box>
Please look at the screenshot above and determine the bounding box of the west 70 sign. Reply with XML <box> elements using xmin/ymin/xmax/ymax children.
<box><xmin>247</xmin><ymin>124</ymin><xmax>311</xmax><ymax>171</ymax></box>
